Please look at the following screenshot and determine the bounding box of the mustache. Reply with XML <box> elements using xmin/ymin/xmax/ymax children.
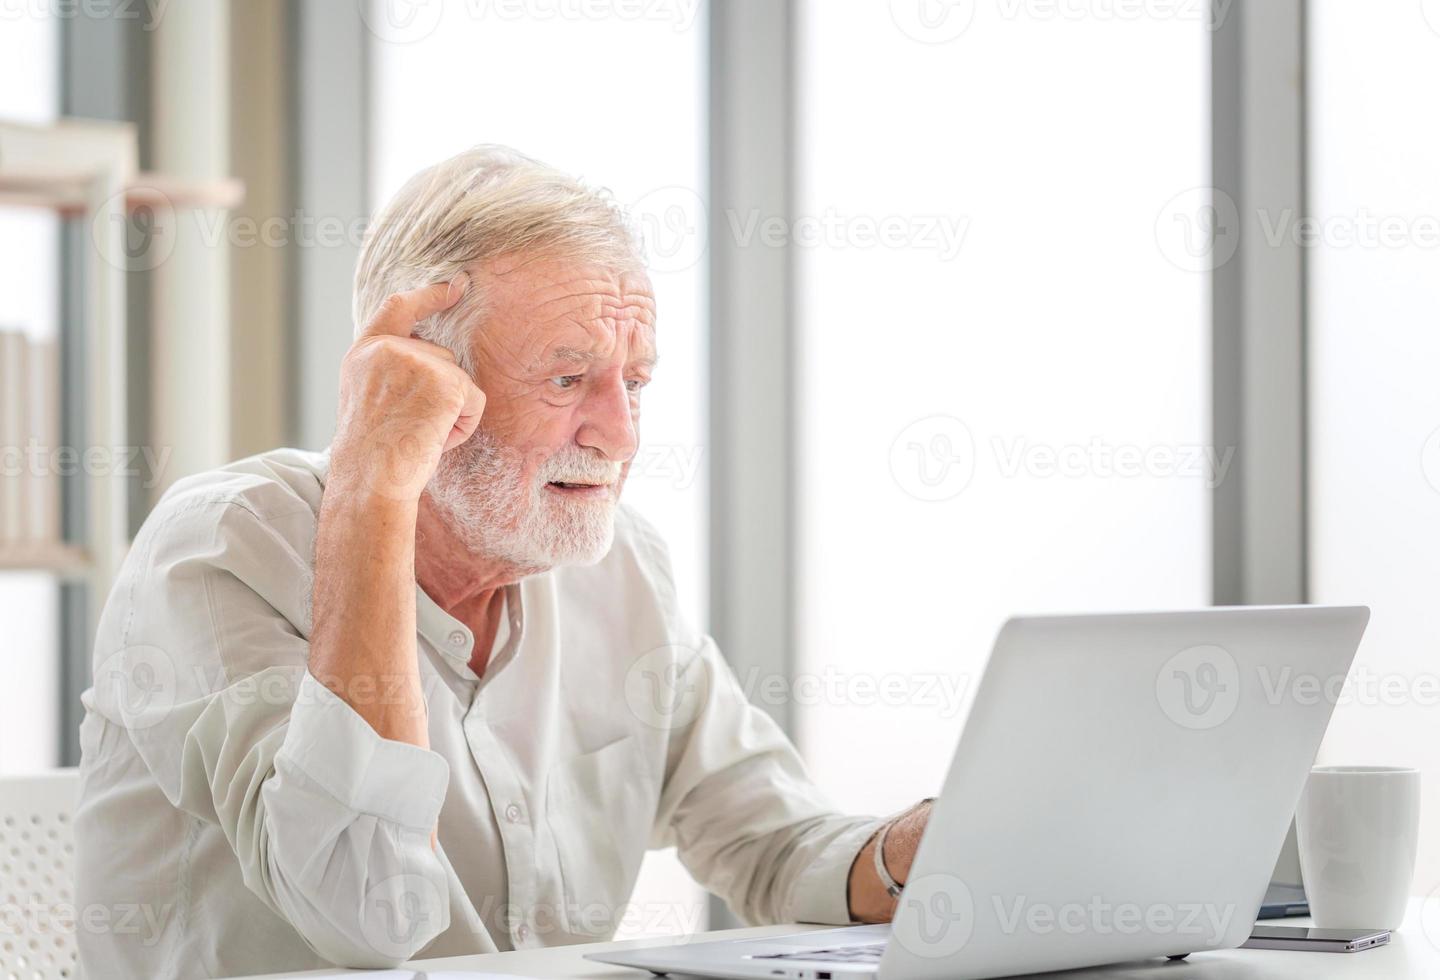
<box><xmin>537</xmin><ymin>447</ymin><xmax>624</xmax><ymax>486</ymax></box>
<box><xmin>450</xmin><ymin>430</ymin><xmax>623</xmax><ymax>487</ymax></box>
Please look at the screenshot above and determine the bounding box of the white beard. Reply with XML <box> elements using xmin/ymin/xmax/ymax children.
<box><xmin>425</xmin><ymin>428</ymin><xmax>622</xmax><ymax>570</ymax></box>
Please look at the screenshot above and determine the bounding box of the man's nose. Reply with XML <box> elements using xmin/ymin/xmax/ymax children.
<box><xmin>575</xmin><ymin>376</ymin><xmax>638</xmax><ymax>462</ymax></box>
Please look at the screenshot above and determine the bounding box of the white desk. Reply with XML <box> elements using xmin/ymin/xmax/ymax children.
<box><xmin>232</xmin><ymin>898</ymin><xmax>1440</xmax><ymax>979</ymax></box>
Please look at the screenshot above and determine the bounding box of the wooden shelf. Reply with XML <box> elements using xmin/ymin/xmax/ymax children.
<box><xmin>0</xmin><ymin>118</ymin><xmax>145</xmax><ymax>643</ymax></box>
<box><xmin>0</xmin><ymin>171</ymin><xmax>244</xmax><ymax>215</ymax></box>
<box><xmin>1</xmin><ymin>119</ymin><xmax>242</xmax><ymax>628</ymax></box>
<box><xmin>0</xmin><ymin>543</ymin><xmax>92</xmax><ymax>578</ymax></box>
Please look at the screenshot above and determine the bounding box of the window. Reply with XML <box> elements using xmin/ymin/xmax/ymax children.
<box><xmin>794</xmin><ymin>1</ymin><xmax>1211</xmax><ymax>814</ymax></box>
<box><xmin>0</xmin><ymin>11</ymin><xmax>61</xmax><ymax>774</ymax></box>
<box><xmin>1307</xmin><ymin>0</ymin><xmax>1440</xmax><ymax>886</ymax></box>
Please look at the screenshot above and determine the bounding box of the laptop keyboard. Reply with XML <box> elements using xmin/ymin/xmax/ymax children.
<box><xmin>751</xmin><ymin>943</ymin><xmax>886</xmax><ymax>963</ymax></box>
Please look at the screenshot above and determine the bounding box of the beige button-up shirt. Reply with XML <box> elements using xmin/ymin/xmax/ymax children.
<box><xmin>74</xmin><ymin>447</ymin><xmax>880</xmax><ymax>979</ymax></box>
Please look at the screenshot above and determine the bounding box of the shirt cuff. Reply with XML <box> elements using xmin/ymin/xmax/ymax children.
<box><xmin>277</xmin><ymin>668</ymin><xmax>450</xmax><ymax>830</ymax></box>
<box><xmin>788</xmin><ymin>817</ymin><xmax>888</xmax><ymax>925</ymax></box>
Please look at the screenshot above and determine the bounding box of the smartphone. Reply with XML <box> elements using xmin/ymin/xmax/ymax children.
<box><xmin>1242</xmin><ymin>925</ymin><xmax>1390</xmax><ymax>952</ymax></box>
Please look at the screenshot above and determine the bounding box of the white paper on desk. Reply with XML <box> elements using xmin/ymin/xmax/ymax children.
<box><xmin>414</xmin><ymin>974</ymin><xmax>540</xmax><ymax>979</ymax></box>
<box><xmin>411</xmin><ymin>973</ymin><xmax>538</xmax><ymax>980</ymax></box>
<box><xmin>266</xmin><ymin>971</ymin><xmax>537</xmax><ymax>979</ymax></box>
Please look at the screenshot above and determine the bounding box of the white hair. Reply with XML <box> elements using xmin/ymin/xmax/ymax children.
<box><xmin>353</xmin><ymin>144</ymin><xmax>642</xmax><ymax>371</ymax></box>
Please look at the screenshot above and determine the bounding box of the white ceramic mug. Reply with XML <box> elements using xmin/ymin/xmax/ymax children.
<box><xmin>1296</xmin><ymin>766</ymin><xmax>1420</xmax><ymax>929</ymax></box>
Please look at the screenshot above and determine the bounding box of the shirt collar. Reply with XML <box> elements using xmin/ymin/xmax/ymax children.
<box><xmin>415</xmin><ymin>580</ymin><xmax>527</xmax><ymax>684</ymax></box>
<box><xmin>316</xmin><ymin>443</ymin><xmax>528</xmax><ymax>684</ymax></box>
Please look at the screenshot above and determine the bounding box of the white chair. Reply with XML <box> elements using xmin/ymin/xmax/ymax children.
<box><xmin>0</xmin><ymin>768</ymin><xmax>79</xmax><ymax>979</ymax></box>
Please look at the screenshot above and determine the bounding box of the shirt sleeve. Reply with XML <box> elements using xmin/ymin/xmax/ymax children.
<box><xmin>86</xmin><ymin>491</ymin><xmax>453</xmax><ymax>968</ymax></box>
<box><xmin>649</xmin><ymin>635</ymin><xmax>886</xmax><ymax>926</ymax></box>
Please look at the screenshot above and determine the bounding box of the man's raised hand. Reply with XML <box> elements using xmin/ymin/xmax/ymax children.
<box><xmin>331</xmin><ymin>274</ymin><xmax>486</xmax><ymax>503</ymax></box>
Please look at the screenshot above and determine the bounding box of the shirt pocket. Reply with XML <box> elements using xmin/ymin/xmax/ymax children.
<box><xmin>544</xmin><ymin>734</ymin><xmax>655</xmax><ymax>937</ymax></box>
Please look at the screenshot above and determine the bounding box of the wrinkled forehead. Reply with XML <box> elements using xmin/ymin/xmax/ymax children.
<box><xmin>474</xmin><ymin>252</ymin><xmax>657</xmax><ymax>368</ymax></box>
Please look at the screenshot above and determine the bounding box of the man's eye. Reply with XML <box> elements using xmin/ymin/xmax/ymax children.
<box><xmin>625</xmin><ymin>378</ymin><xmax>647</xmax><ymax>393</ymax></box>
<box><xmin>551</xmin><ymin>375</ymin><xmax>583</xmax><ymax>390</ymax></box>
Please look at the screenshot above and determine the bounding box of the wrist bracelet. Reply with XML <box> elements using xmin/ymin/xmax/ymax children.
<box><xmin>873</xmin><ymin>798</ymin><xmax>936</xmax><ymax>899</ymax></box>
<box><xmin>872</xmin><ymin>819</ymin><xmax>905</xmax><ymax>899</ymax></box>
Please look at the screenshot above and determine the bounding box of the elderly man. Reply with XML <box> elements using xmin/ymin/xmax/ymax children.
<box><xmin>74</xmin><ymin>146</ymin><xmax>932</xmax><ymax>978</ymax></box>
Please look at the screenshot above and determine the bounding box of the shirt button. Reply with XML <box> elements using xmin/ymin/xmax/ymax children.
<box><xmin>504</xmin><ymin>802</ymin><xmax>523</xmax><ymax>823</ymax></box>
<box><xmin>516</xmin><ymin>924</ymin><xmax>531</xmax><ymax>943</ymax></box>
<box><xmin>448</xmin><ymin>629</ymin><xmax>467</xmax><ymax>647</ymax></box>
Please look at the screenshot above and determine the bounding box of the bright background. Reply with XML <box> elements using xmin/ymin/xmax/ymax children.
<box><xmin>1306</xmin><ymin>0</ymin><xmax>1440</xmax><ymax>880</ymax></box>
<box><xmin>4</xmin><ymin>0</ymin><xmax>1440</xmax><ymax>942</ymax></box>
<box><xmin>793</xmin><ymin>0</ymin><xmax>1209</xmax><ymax>815</ymax></box>
<box><xmin>0</xmin><ymin>12</ymin><xmax>60</xmax><ymax>774</ymax></box>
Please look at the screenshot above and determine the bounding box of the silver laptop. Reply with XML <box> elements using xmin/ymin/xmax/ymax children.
<box><xmin>589</xmin><ymin>605</ymin><xmax>1369</xmax><ymax>980</ymax></box>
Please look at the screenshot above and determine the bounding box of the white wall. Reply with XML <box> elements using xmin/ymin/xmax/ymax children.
<box><xmin>1308</xmin><ymin>0</ymin><xmax>1440</xmax><ymax>893</ymax></box>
